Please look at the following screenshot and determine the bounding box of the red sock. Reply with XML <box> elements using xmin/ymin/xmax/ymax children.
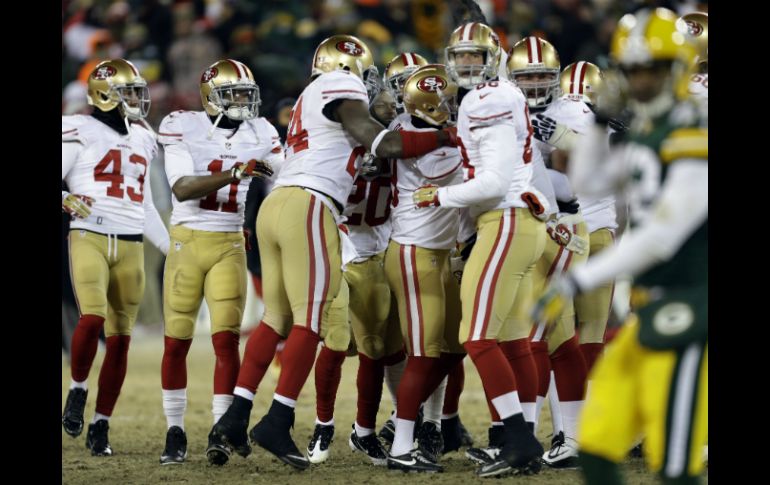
<box><xmin>161</xmin><ymin>336</ymin><xmax>192</xmax><ymax>390</ymax></box>
<box><xmin>442</xmin><ymin>359</ymin><xmax>465</xmax><ymax>416</ymax></box>
<box><xmin>314</xmin><ymin>346</ymin><xmax>346</xmax><ymax>422</ymax></box>
<box><xmin>396</xmin><ymin>356</ymin><xmax>442</xmax><ymax>420</ymax></box>
<box><xmin>530</xmin><ymin>340</ymin><xmax>551</xmax><ymax>399</ymax></box>
<box><xmin>580</xmin><ymin>342</ymin><xmax>605</xmax><ymax>374</ymax></box>
<box><xmin>464</xmin><ymin>339</ymin><xmax>517</xmax><ymax>401</ymax></box>
<box><xmin>356</xmin><ymin>353</ymin><xmax>385</xmax><ymax>429</ymax></box>
<box><xmin>551</xmin><ymin>336</ymin><xmax>588</xmax><ymax>401</ymax></box>
<box><xmin>70</xmin><ymin>314</ymin><xmax>105</xmax><ymax>382</ymax></box>
<box><xmin>236</xmin><ymin>322</ymin><xmax>282</xmax><ymax>393</ymax></box>
<box><xmin>485</xmin><ymin>389</ymin><xmax>502</xmax><ymax>422</ymax></box>
<box><xmin>212</xmin><ymin>331</ymin><xmax>240</xmax><ymax>394</ymax></box>
<box><xmin>275</xmin><ymin>326</ymin><xmax>320</xmax><ymax>400</ymax></box>
<box><xmin>95</xmin><ymin>335</ymin><xmax>131</xmax><ymax>416</ymax></box>
<box><xmin>500</xmin><ymin>338</ymin><xmax>538</xmax><ymax>405</ymax></box>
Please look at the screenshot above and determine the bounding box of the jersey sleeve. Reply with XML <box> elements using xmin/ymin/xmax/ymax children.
<box><xmin>158</xmin><ymin>112</ymin><xmax>187</xmax><ymax>147</ymax></box>
<box><xmin>318</xmin><ymin>71</ymin><xmax>370</xmax><ymax>106</ymax></box>
<box><xmin>463</xmin><ymin>84</ymin><xmax>519</xmax><ymax>130</ymax></box>
<box><xmin>62</xmin><ymin>115</ymin><xmax>88</xmax><ymax>144</ymax></box>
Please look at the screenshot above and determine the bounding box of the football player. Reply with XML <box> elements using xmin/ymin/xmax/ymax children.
<box><xmin>206</xmin><ymin>34</ymin><xmax>457</xmax><ymax>470</ymax></box>
<box><xmin>307</xmin><ymin>87</ymin><xmax>401</xmax><ymax>466</ymax></box>
<box><xmin>534</xmin><ymin>8</ymin><xmax>707</xmax><ymax>484</ymax></box>
<box><xmin>383</xmin><ymin>64</ymin><xmax>468</xmax><ymax>472</ymax></box>
<box><xmin>413</xmin><ymin>22</ymin><xmax>548</xmax><ymax>477</ymax></box>
<box><xmin>155</xmin><ymin>59</ymin><xmax>279</xmax><ymax>465</ymax></box>
<box><xmin>62</xmin><ymin>59</ymin><xmax>170</xmax><ymax>456</ymax></box>
<box><xmin>383</xmin><ymin>52</ymin><xmax>429</xmax><ymax>114</ymax></box>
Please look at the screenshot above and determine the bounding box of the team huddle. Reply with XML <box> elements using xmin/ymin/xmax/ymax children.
<box><xmin>62</xmin><ymin>7</ymin><xmax>708</xmax><ymax>483</ymax></box>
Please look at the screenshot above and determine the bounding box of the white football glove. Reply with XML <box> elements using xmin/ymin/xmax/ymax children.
<box><xmin>546</xmin><ymin>218</ymin><xmax>588</xmax><ymax>255</ymax></box>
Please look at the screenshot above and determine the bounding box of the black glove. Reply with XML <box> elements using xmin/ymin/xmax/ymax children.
<box><xmin>531</xmin><ymin>113</ymin><xmax>558</xmax><ymax>143</ymax></box>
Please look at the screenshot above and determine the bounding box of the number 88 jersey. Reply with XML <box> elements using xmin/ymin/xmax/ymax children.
<box><xmin>62</xmin><ymin>114</ymin><xmax>158</xmax><ymax>235</ymax></box>
<box><xmin>159</xmin><ymin>110</ymin><xmax>283</xmax><ymax>232</ymax></box>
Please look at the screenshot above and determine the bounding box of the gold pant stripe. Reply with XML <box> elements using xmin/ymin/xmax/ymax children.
<box><xmin>470</xmin><ymin>208</ymin><xmax>515</xmax><ymax>341</ymax></box>
<box><xmin>400</xmin><ymin>244</ymin><xmax>425</xmax><ymax>356</ymax></box>
<box><xmin>306</xmin><ymin>195</ymin><xmax>331</xmax><ymax>334</ymax></box>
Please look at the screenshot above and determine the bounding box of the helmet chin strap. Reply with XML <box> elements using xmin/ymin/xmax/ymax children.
<box><xmin>207</xmin><ymin>112</ymin><xmax>225</xmax><ymax>139</ymax></box>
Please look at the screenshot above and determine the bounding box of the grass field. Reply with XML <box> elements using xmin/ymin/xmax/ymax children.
<box><xmin>62</xmin><ymin>329</ymin><xmax>692</xmax><ymax>484</ymax></box>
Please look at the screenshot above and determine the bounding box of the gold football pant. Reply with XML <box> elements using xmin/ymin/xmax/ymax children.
<box><xmin>384</xmin><ymin>242</ymin><xmax>462</xmax><ymax>358</ymax></box>
<box><xmin>574</xmin><ymin>228</ymin><xmax>615</xmax><ymax>344</ymax></box>
<box><xmin>68</xmin><ymin>229</ymin><xmax>145</xmax><ymax>336</ymax></box>
<box><xmin>459</xmin><ymin>208</ymin><xmax>545</xmax><ymax>344</ymax></box>
<box><xmin>257</xmin><ymin>187</ymin><xmax>342</xmax><ymax>337</ymax></box>
<box><xmin>530</xmin><ymin>220</ymin><xmax>590</xmax><ymax>352</ymax></box>
<box><xmin>163</xmin><ymin>225</ymin><xmax>247</xmax><ymax>339</ymax></box>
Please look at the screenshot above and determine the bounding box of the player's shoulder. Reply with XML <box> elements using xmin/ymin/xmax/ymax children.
<box><xmin>462</xmin><ymin>79</ymin><xmax>524</xmax><ymax>124</ymax></box>
<box><xmin>312</xmin><ymin>70</ymin><xmax>368</xmax><ymax>100</ymax></box>
<box><xmin>159</xmin><ymin>110</ymin><xmax>208</xmax><ymax>144</ymax></box>
<box><xmin>62</xmin><ymin>114</ymin><xmax>93</xmax><ymax>143</ymax></box>
<box><xmin>545</xmin><ymin>96</ymin><xmax>594</xmax><ymax>132</ymax></box>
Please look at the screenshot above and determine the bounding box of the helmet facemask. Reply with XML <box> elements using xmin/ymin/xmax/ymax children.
<box><xmin>445</xmin><ymin>46</ymin><xmax>498</xmax><ymax>89</ymax></box>
<box><xmin>208</xmin><ymin>83</ymin><xmax>260</xmax><ymax>121</ymax></box>
<box><xmin>512</xmin><ymin>70</ymin><xmax>560</xmax><ymax>109</ymax></box>
<box><xmin>361</xmin><ymin>65</ymin><xmax>383</xmax><ymax>106</ymax></box>
<box><xmin>113</xmin><ymin>83</ymin><xmax>151</xmax><ymax>120</ymax></box>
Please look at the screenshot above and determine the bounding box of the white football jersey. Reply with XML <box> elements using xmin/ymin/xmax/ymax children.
<box><xmin>451</xmin><ymin>79</ymin><xmax>546</xmax><ymax>217</ymax></box>
<box><xmin>344</xmin><ymin>173</ymin><xmax>392</xmax><ymax>260</ymax></box>
<box><xmin>62</xmin><ymin>115</ymin><xmax>158</xmax><ymax>235</ymax></box>
<box><xmin>274</xmin><ymin>70</ymin><xmax>370</xmax><ymax>208</ymax></box>
<box><xmin>389</xmin><ymin>113</ymin><xmax>464</xmax><ymax>250</ymax></box>
<box><xmin>543</xmin><ymin>96</ymin><xmax>617</xmax><ymax>232</ymax></box>
<box><xmin>158</xmin><ymin>110</ymin><xmax>283</xmax><ymax>232</ymax></box>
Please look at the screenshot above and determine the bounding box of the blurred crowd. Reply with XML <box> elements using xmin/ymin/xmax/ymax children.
<box><xmin>62</xmin><ymin>0</ymin><xmax>708</xmax><ymax>127</ymax></box>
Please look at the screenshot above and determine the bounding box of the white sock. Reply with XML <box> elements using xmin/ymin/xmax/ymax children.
<box><xmin>390</xmin><ymin>418</ymin><xmax>416</xmax><ymax>456</ymax></box>
<box><xmin>521</xmin><ymin>402</ymin><xmax>536</xmax><ymax>424</ymax></box>
<box><xmin>70</xmin><ymin>380</ymin><xmax>87</xmax><ymax>391</ymax></box>
<box><xmin>441</xmin><ymin>411</ymin><xmax>458</xmax><ymax>420</ymax></box>
<box><xmin>548</xmin><ymin>371</ymin><xmax>564</xmax><ymax>435</ymax></box>
<box><xmin>163</xmin><ymin>388</ymin><xmax>187</xmax><ymax>430</ymax></box>
<box><xmin>384</xmin><ymin>358</ymin><xmax>406</xmax><ymax>408</ymax></box>
<box><xmin>354</xmin><ymin>422</ymin><xmax>374</xmax><ymax>437</ymax></box>
<box><xmin>316</xmin><ymin>417</ymin><xmax>334</xmax><ymax>426</ymax></box>
<box><xmin>491</xmin><ymin>390</ymin><xmax>523</xmax><ymax>420</ymax></box>
<box><xmin>212</xmin><ymin>394</ymin><xmax>233</xmax><ymax>425</ymax></box>
<box><xmin>274</xmin><ymin>393</ymin><xmax>296</xmax><ymax>408</ymax></box>
<box><xmin>560</xmin><ymin>400</ymin><xmax>584</xmax><ymax>440</ymax></box>
<box><xmin>423</xmin><ymin>376</ymin><xmax>447</xmax><ymax>427</ymax></box>
<box><xmin>233</xmin><ymin>386</ymin><xmax>255</xmax><ymax>401</ymax></box>
<box><xmin>92</xmin><ymin>412</ymin><xmax>110</xmax><ymax>424</ymax></box>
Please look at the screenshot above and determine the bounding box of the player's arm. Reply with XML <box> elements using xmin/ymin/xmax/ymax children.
<box><xmin>61</xmin><ymin>140</ymin><xmax>94</xmax><ymax>218</ymax></box>
<box><xmin>334</xmin><ymin>99</ymin><xmax>456</xmax><ymax>159</ymax></box>
<box><xmin>166</xmin><ymin>145</ymin><xmax>272</xmax><ymax>202</ymax></box>
<box><xmin>570</xmin><ymin>158</ymin><xmax>707</xmax><ymax>291</ymax></box>
<box><xmin>431</xmin><ymin>124</ymin><xmax>519</xmax><ymax>208</ymax></box>
<box><xmin>142</xmin><ymin>177</ymin><xmax>170</xmax><ymax>255</ymax></box>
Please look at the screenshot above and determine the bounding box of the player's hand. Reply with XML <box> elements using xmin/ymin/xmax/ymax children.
<box><xmin>413</xmin><ymin>184</ymin><xmax>440</xmax><ymax>208</ymax></box>
<box><xmin>531</xmin><ymin>274</ymin><xmax>580</xmax><ymax>327</ymax></box>
<box><xmin>62</xmin><ymin>193</ymin><xmax>94</xmax><ymax>219</ymax></box>
<box><xmin>231</xmin><ymin>159</ymin><xmax>273</xmax><ymax>180</ymax></box>
<box><xmin>546</xmin><ymin>219</ymin><xmax>588</xmax><ymax>254</ymax></box>
<box><xmin>441</xmin><ymin>126</ymin><xmax>458</xmax><ymax>147</ymax></box>
<box><xmin>531</xmin><ymin>114</ymin><xmax>558</xmax><ymax>143</ymax></box>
